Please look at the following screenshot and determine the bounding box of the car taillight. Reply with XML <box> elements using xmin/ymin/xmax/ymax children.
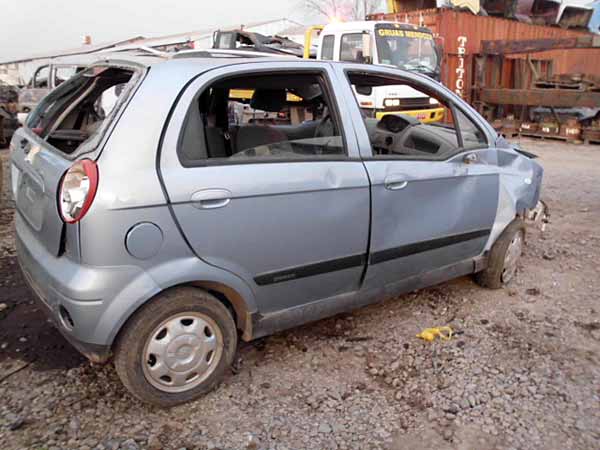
<box><xmin>59</xmin><ymin>159</ymin><xmax>98</xmax><ymax>223</ymax></box>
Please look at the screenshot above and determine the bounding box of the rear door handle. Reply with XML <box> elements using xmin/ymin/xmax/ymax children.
<box><xmin>384</xmin><ymin>176</ymin><xmax>408</xmax><ymax>191</ymax></box>
<box><xmin>191</xmin><ymin>189</ymin><xmax>231</xmax><ymax>209</ymax></box>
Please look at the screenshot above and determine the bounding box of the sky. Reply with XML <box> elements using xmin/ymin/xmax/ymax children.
<box><xmin>0</xmin><ymin>0</ymin><xmax>310</xmax><ymax>61</ymax></box>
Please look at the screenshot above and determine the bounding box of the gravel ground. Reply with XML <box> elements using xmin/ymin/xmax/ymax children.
<box><xmin>0</xmin><ymin>138</ymin><xmax>599</xmax><ymax>450</ymax></box>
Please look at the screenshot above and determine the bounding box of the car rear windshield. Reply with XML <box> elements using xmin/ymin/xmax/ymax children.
<box><xmin>27</xmin><ymin>66</ymin><xmax>138</xmax><ymax>155</ymax></box>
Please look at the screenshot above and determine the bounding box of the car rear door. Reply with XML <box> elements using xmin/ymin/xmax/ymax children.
<box><xmin>332</xmin><ymin>64</ymin><xmax>500</xmax><ymax>291</ymax></box>
<box><xmin>159</xmin><ymin>61</ymin><xmax>370</xmax><ymax>314</ymax></box>
<box><xmin>11</xmin><ymin>127</ymin><xmax>72</xmax><ymax>256</ymax></box>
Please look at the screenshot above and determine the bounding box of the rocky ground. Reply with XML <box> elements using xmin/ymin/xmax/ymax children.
<box><xmin>0</xmin><ymin>138</ymin><xmax>599</xmax><ymax>450</ymax></box>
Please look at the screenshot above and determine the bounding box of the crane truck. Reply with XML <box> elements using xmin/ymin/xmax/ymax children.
<box><xmin>213</xmin><ymin>20</ymin><xmax>444</xmax><ymax>123</ymax></box>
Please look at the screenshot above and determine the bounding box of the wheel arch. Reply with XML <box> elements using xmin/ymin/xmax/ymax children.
<box><xmin>99</xmin><ymin>261</ymin><xmax>259</xmax><ymax>352</ymax></box>
<box><xmin>186</xmin><ymin>280</ymin><xmax>255</xmax><ymax>341</ymax></box>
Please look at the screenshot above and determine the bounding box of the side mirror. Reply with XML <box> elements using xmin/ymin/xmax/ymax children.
<box><xmin>362</xmin><ymin>33</ymin><xmax>372</xmax><ymax>64</ymax></box>
<box><xmin>355</xmin><ymin>85</ymin><xmax>372</xmax><ymax>96</ymax></box>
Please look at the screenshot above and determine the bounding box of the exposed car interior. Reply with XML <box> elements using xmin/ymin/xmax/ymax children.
<box><xmin>28</xmin><ymin>67</ymin><xmax>133</xmax><ymax>154</ymax></box>
<box><xmin>349</xmin><ymin>72</ymin><xmax>487</xmax><ymax>159</ymax></box>
<box><xmin>179</xmin><ymin>73</ymin><xmax>345</xmax><ymax>163</ymax></box>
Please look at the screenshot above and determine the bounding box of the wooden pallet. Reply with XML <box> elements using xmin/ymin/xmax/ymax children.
<box><xmin>519</xmin><ymin>132</ymin><xmax>582</xmax><ymax>145</ymax></box>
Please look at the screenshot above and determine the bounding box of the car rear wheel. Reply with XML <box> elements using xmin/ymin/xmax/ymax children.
<box><xmin>475</xmin><ymin>219</ymin><xmax>525</xmax><ymax>289</ymax></box>
<box><xmin>114</xmin><ymin>287</ymin><xmax>237</xmax><ymax>407</ymax></box>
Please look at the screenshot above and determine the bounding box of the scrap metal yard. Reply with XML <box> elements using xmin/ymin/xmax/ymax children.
<box><xmin>1</xmin><ymin>138</ymin><xmax>599</xmax><ymax>449</ymax></box>
<box><xmin>1</xmin><ymin>1</ymin><xmax>600</xmax><ymax>449</ymax></box>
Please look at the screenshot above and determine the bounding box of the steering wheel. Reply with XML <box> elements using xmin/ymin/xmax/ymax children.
<box><xmin>314</xmin><ymin>115</ymin><xmax>334</xmax><ymax>138</ymax></box>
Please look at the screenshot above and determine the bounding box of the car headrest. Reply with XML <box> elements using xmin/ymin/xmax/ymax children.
<box><xmin>250</xmin><ymin>89</ymin><xmax>286</xmax><ymax>112</ymax></box>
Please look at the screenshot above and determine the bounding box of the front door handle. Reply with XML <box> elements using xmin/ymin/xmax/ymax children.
<box><xmin>191</xmin><ymin>189</ymin><xmax>231</xmax><ymax>209</ymax></box>
<box><xmin>384</xmin><ymin>176</ymin><xmax>408</xmax><ymax>191</ymax></box>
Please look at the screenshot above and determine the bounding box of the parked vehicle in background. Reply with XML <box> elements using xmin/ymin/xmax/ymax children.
<box><xmin>17</xmin><ymin>59</ymin><xmax>83</xmax><ymax>121</ymax></box>
<box><xmin>11</xmin><ymin>54</ymin><xmax>542</xmax><ymax>407</ymax></box>
<box><xmin>213</xmin><ymin>21</ymin><xmax>445</xmax><ymax>122</ymax></box>
<box><xmin>314</xmin><ymin>21</ymin><xmax>444</xmax><ymax>122</ymax></box>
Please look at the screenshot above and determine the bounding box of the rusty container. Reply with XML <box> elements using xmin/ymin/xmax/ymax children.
<box><xmin>369</xmin><ymin>9</ymin><xmax>600</xmax><ymax>104</ymax></box>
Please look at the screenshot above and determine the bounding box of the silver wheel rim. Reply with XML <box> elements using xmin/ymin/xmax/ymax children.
<box><xmin>142</xmin><ymin>312</ymin><xmax>223</xmax><ymax>393</ymax></box>
<box><xmin>501</xmin><ymin>230</ymin><xmax>523</xmax><ymax>284</ymax></box>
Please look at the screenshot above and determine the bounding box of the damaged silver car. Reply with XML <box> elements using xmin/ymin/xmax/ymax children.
<box><xmin>11</xmin><ymin>54</ymin><xmax>543</xmax><ymax>406</ymax></box>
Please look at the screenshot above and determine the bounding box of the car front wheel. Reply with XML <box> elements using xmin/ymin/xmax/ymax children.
<box><xmin>475</xmin><ymin>219</ymin><xmax>525</xmax><ymax>289</ymax></box>
<box><xmin>114</xmin><ymin>287</ymin><xmax>237</xmax><ymax>407</ymax></box>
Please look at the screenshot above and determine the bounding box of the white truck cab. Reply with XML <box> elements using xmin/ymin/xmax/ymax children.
<box><xmin>315</xmin><ymin>21</ymin><xmax>444</xmax><ymax>122</ymax></box>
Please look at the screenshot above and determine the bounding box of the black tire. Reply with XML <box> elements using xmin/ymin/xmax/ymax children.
<box><xmin>114</xmin><ymin>287</ymin><xmax>237</xmax><ymax>407</ymax></box>
<box><xmin>474</xmin><ymin>219</ymin><xmax>526</xmax><ymax>289</ymax></box>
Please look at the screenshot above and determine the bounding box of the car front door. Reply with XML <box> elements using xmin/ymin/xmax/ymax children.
<box><xmin>332</xmin><ymin>64</ymin><xmax>500</xmax><ymax>291</ymax></box>
<box><xmin>159</xmin><ymin>62</ymin><xmax>370</xmax><ymax>315</ymax></box>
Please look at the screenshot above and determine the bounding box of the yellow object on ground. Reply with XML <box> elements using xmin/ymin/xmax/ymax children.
<box><xmin>416</xmin><ymin>326</ymin><xmax>453</xmax><ymax>342</ymax></box>
<box><xmin>375</xmin><ymin>107</ymin><xmax>445</xmax><ymax>123</ymax></box>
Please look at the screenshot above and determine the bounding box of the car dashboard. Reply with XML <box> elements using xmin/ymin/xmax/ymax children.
<box><xmin>366</xmin><ymin>114</ymin><xmax>459</xmax><ymax>158</ymax></box>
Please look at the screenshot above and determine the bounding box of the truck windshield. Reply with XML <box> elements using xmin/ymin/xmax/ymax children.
<box><xmin>375</xmin><ymin>28</ymin><xmax>438</xmax><ymax>75</ymax></box>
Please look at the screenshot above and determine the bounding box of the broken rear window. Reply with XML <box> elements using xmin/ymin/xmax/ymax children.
<box><xmin>27</xmin><ymin>66</ymin><xmax>137</xmax><ymax>155</ymax></box>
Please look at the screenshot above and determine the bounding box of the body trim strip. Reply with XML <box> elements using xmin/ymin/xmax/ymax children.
<box><xmin>370</xmin><ymin>229</ymin><xmax>491</xmax><ymax>265</ymax></box>
<box><xmin>253</xmin><ymin>229</ymin><xmax>491</xmax><ymax>286</ymax></box>
<box><xmin>254</xmin><ymin>253</ymin><xmax>366</xmax><ymax>286</ymax></box>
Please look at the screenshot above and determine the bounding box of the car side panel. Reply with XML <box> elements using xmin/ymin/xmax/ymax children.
<box><xmin>158</xmin><ymin>62</ymin><xmax>371</xmax><ymax>315</ymax></box>
<box><xmin>330</xmin><ymin>63</ymin><xmax>500</xmax><ymax>288</ymax></box>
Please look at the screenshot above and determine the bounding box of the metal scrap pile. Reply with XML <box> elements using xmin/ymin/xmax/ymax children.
<box><xmin>389</xmin><ymin>0</ymin><xmax>600</xmax><ymax>33</ymax></box>
<box><xmin>482</xmin><ymin>0</ymin><xmax>600</xmax><ymax>32</ymax></box>
<box><xmin>491</xmin><ymin>73</ymin><xmax>600</xmax><ymax>143</ymax></box>
<box><xmin>473</xmin><ymin>34</ymin><xmax>600</xmax><ymax>145</ymax></box>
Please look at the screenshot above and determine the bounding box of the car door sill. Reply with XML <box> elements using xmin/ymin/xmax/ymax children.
<box><xmin>250</xmin><ymin>257</ymin><xmax>481</xmax><ymax>339</ymax></box>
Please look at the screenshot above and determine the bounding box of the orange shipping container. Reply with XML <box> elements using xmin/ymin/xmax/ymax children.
<box><xmin>369</xmin><ymin>9</ymin><xmax>600</xmax><ymax>103</ymax></box>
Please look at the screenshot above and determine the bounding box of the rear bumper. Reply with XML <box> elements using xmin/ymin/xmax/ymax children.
<box><xmin>19</xmin><ymin>277</ymin><xmax>112</xmax><ymax>364</ymax></box>
<box><xmin>15</xmin><ymin>212</ymin><xmax>150</xmax><ymax>361</ymax></box>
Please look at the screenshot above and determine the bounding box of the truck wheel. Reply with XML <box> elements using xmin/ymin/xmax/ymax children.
<box><xmin>475</xmin><ymin>219</ymin><xmax>525</xmax><ymax>289</ymax></box>
<box><xmin>114</xmin><ymin>287</ymin><xmax>237</xmax><ymax>407</ymax></box>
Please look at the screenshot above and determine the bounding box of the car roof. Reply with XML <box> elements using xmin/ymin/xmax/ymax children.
<box><xmin>98</xmin><ymin>53</ymin><xmax>319</xmax><ymax>72</ymax></box>
<box><xmin>92</xmin><ymin>52</ymin><xmax>447</xmax><ymax>88</ymax></box>
<box><xmin>97</xmin><ymin>54</ymin><xmax>441</xmax><ymax>89</ymax></box>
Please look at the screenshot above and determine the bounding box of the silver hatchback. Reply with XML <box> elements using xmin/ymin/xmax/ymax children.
<box><xmin>11</xmin><ymin>54</ymin><xmax>542</xmax><ymax>406</ymax></box>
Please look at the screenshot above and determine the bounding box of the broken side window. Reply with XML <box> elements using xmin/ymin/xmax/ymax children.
<box><xmin>27</xmin><ymin>66</ymin><xmax>136</xmax><ymax>155</ymax></box>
